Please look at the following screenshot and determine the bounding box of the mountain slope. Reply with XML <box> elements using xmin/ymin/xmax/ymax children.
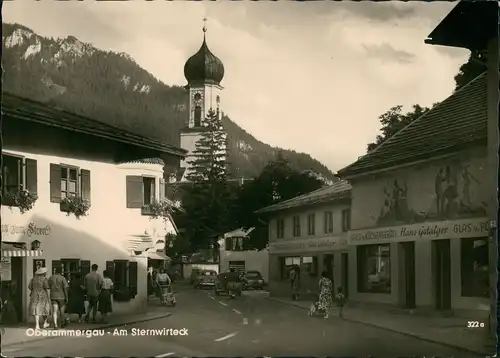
<box><xmin>2</xmin><ymin>23</ymin><xmax>335</xmax><ymax>181</ymax></box>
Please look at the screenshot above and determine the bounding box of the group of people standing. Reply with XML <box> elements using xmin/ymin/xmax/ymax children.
<box><xmin>289</xmin><ymin>265</ymin><xmax>346</xmax><ymax>319</ymax></box>
<box><xmin>28</xmin><ymin>264</ymin><xmax>114</xmax><ymax>329</ymax></box>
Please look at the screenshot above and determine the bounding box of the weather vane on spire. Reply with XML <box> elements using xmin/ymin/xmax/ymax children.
<box><xmin>202</xmin><ymin>17</ymin><xmax>207</xmax><ymax>33</ymax></box>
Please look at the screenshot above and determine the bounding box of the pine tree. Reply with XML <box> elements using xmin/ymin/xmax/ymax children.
<box><xmin>186</xmin><ymin>109</ymin><xmax>229</xmax><ymax>183</ymax></box>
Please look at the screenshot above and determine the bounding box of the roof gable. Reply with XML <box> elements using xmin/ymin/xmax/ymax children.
<box><xmin>3</xmin><ymin>93</ymin><xmax>187</xmax><ymax>158</ymax></box>
<box><xmin>256</xmin><ymin>180</ymin><xmax>351</xmax><ymax>214</ymax></box>
<box><xmin>338</xmin><ymin>72</ymin><xmax>487</xmax><ymax>177</ymax></box>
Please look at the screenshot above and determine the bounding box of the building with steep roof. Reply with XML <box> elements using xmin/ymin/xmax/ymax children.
<box><xmin>1</xmin><ymin>94</ymin><xmax>184</xmax><ymax>322</ymax></box>
<box><xmin>337</xmin><ymin>72</ymin><xmax>490</xmax><ymax>316</ymax></box>
<box><xmin>256</xmin><ymin>181</ymin><xmax>352</xmax><ymax>297</ymax></box>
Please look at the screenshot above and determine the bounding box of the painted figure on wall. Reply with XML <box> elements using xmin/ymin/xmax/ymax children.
<box><xmin>432</xmin><ymin>162</ymin><xmax>485</xmax><ymax>219</ymax></box>
<box><xmin>378</xmin><ymin>179</ymin><xmax>422</xmax><ymax>225</ymax></box>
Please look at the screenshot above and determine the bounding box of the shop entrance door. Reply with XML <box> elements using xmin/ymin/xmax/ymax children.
<box><xmin>433</xmin><ymin>239</ymin><xmax>451</xmax><ymax>310</ymax></box>
<box><xmin>399</xmin><ymin>242</ymin><xmax>416</xmax><ymax>308</ymax></box>
<box><xmin>341</xmin><ymin>253</ymin><xmax>349</xmax><ymax>297</ymax></box>
<box><xmin>323</xmin><ymin>254</ymin><xmax>334</xmax><ymax>285</ymax></box>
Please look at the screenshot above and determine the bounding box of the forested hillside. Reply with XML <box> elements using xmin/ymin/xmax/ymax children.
<box><xmin>2</xmin><ymin>23</ymin><xmax>335</xmax><ymax>180</ymax></box>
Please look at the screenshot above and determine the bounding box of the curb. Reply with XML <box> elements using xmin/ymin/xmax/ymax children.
<box><xmin>2</xmin><ymin>312</ymin><xmax>172</xmax><ymax>348</ymax></box>
<box><xmin>267</xmin><ymin>297</ymin><xmax>492</xmax><ymax>356</ymax></box>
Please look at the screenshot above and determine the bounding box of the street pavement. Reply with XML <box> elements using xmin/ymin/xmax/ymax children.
<box><xmin>2</xmin><ymin>287</ymin><xmax>476</xmax><ymax>357</ymax></box>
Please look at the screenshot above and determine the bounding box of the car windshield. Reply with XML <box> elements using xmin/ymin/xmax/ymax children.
<box><xmin>246</xmin><ymin>272</ymin><xmax>261</xmax><ymax>278</ymax></box>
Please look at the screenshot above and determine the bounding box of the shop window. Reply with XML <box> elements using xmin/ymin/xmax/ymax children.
<box><xmin>280</xmin><ymin>256</ymin><xmax>301</xmax><ymax>279</ymax></box>
<box><xmin>357</xmin><ymin>244</ymin><xmax>391</xmax><ymax>294</ymax></box>
<box><xmin>303</xmin><ymin>256</ymin><xmax>318</xmax><ymax>277</ymax></box>
<box><xmin>307</xmin><ymin>214</ymin><xmax>316</xmax><ymax>236</ymax></box>
<box><xmin>276</xmin><ymin>218</ymin><xmax>285</xmax><ymax>239</ymax></box>
<box><xmin>341</xmin><ymin>209</ymin><xmax>351</xmax><ymax>232</ymax></box>
<box><xmin>461</xmin><ymin>238</ymin><xmax>489</xmax><ymax>297</ymax></box>
<box><xmin>324</xmin><ymin>211</ymin><xmax>333</xmax><ymax>233</ymax></box>
<box><xmin>293</xmin><ymin>216</ymin><xmax>301</xmax><ymax>237</ymax></box>
<box><xmin>50</xmin><ymin>164</ymin><xmax>91</xmax><ymax>211</ymax></box>
<box><xmin>2</xmin><ymin>154</ymin><xmax>38</xmax><ymax>207</ymax></box>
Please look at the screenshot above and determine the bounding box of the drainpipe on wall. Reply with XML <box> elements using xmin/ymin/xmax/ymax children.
<box><xmin>486</xmin><ymin>36</ymin><xmax>499</xmax><ymax>338</ymax></box>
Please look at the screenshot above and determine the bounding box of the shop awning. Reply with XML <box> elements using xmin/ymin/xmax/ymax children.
<box><xmin>1</xmin><ymin>243</ymin><xmax>43</xmax><ymax>257</ymax></box>
<box><xmin>147</xmin><ymin>251</ymin><xmax>171</xmax><ymax>261</ymax></box>
<box><xmin>124</xmin><ymin>235</ymin><xmax>154</xmax><ymax>253</ymax></box>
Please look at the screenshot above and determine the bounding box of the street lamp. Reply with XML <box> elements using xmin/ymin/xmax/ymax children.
<box><xmin>31</xmin><ymin>240</ymin><xmax>41</xmax><ymax>250</ymax></box>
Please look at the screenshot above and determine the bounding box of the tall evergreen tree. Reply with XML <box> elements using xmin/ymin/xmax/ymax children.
<box><xmin>183</xmin><ymin>108</ymin><xmax>233</xmax><ymax>258</ymax></box>
<box><xmin>186</xmin><ymin>109</ymin><xmax>228</xmax><ymax>183</ymax></box>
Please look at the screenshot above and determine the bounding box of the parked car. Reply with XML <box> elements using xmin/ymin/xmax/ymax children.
<box><xmin>194</xmin><ymin>270</ymin><xmax>217</xmax><ymax>289</ymax></box>
<box><xmin>214</xmin><ymin>271</ymin><xmax>242</xmax><ymax>297</ymax></box>
<box><xmin>242</xmin><ymin>271</ymin><xmax>266</xmax><ymax>290</ymax></box>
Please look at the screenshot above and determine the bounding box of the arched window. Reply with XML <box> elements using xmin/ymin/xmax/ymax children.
<box><xmin>194</xmin><ymin>106</ymin><xmax>202</xmax><ymax>127</ymax></box>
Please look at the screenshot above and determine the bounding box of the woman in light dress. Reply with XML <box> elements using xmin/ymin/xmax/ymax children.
<box><xmin>318</xmin><ymin>271</ymin><xmax>333</xmax><ymax>319</ymax></box>
<box><xmin>98</xmin><ymin>270</ymin><xmax>114</xmax><ymax>323</ymax></box>
<box><xmin>28</xmin><ymin>267</ymin><xmax>51</xmax><ymax>329</ymax></box>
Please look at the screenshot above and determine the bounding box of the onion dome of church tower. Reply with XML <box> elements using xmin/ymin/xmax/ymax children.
<box><xmin>184</xmin><ymin>21</ymin><xmax>224</xmax><ymax>86</ymax></box>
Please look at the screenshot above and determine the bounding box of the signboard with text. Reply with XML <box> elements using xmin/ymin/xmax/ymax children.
<box><xmin>349</xmin><ymin>217</ymin><xmax>489</xmax><ymax>245</ymax></box>
<box><xmin>1</xmin><ymin>222</ymin><xmax>51</xmax><ymax>239</ymax></box>
<box><xmin>0</xmin><ymin>257</ymin><xmax>12</xmax><ymax>281</ymax></box>
<box><xmin>268</xmin><ymin>236</ymin><xmax>348</xmax><ymax>254</ymax></box>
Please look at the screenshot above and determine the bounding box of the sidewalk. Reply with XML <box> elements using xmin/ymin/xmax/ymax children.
<box><xmin>1</xmin><ymin>305</ymin><xmax>172</xmax><ymax>347</ymax></box>
<box><xmin>268</xmin><ymin>297</ymin><xmax>496</xmax><ymax>355</ymax></box>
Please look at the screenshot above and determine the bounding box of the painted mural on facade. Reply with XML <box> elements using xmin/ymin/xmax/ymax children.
<box><xmin>377</xmin><ymin>159</ymin><xmax>487</xmax><ymax>226</ymax></box>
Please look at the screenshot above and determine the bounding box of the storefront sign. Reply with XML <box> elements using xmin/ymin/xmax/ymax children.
<box><xmin>0</xmin><ymin>257</ymin><xmax>12</xmax><ymax>281</ymax></box>
<box><xmin>349</xmin><ymin>217</ymin><xmax>489</xmax><ymax>245</ymax></box>
<box><xmin>1</xmin><ymin>223</ymin><xmax>51</xmax><ymax>237</ymax></box>
<box><xmin>269</xmin><ymin>236</ymin><xmax>348</xmax><ymax>254</ymax></box>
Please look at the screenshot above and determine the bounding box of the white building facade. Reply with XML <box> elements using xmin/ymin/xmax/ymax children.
<box><xmin>1</xmin><ymin>93</ymin><xmax>185</xmax><ymax>322</ymax></box>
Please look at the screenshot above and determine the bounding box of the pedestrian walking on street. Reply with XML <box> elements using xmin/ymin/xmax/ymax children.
<box><xmin>98</xmin><ymin>270</ymin><xmax>114</xmax><ymax>323</ymax></box>
<box><xmin>28</xmin><ymin>267</ymin><xmax>51</xmax><ymax>330</ymax></box>
<box><xmin>84</xmin><ymin>264</ymin><xmax>104</xmax><ymax>323</ymax></box>
<box><xmin>318</xmin><ymin>271</ymin><xmax>333</xmax><ymax>319</ymax></box>
<box><xmin>67</xmin><ymin>272</ymin><xmax>86</xmax><ymax>323</ymax></box>
<box><xmin>48</xmin><ymin>267</ymin><xmax>69</xmax><ymax>329</ymax></box>
<box><xmin>290</xmin><ymin>265</ymin><xmax>301</xmax><ymax>301</ymax></box>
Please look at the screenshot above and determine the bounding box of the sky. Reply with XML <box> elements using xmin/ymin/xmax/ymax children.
<box><xmin>3</xmin><ymin>1</ymin><xmax>469</xmax><ymax>172</ymax></box>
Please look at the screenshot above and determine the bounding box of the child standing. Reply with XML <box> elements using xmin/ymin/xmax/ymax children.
<box><xmin>335</xmin><ymin>287</ymin><xmax>346</xmax><ymax>318</ymax></box>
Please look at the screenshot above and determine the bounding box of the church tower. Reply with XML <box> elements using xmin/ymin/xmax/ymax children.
<box><xmin>179</xmin><ymin>19</ymin><xmax>225</xmax><ymax>181</ymax></box>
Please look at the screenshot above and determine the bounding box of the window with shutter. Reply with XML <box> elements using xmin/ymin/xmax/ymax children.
<box><xmin>80</xmin><ymin>260</ymin><xmax>91</xmax><ymax>277</ymax></box>
<box><xmin>2</xmin><ymin>154</ymin><xmax>23</xmax><ymax>206</ymax></box>
<box><xmin>126</xmin><ymin>176</ymin><xmax>143</xmax><ymax>208</ymax></box>
<box><xmin>25</xmin><ymin>158</ymin><xmax>38</xmax><ymax>194</ymax></box>
<box><xmin>159</xmin><ymin>178</ymin><xmax>165</xmax><ymax>199</ymax></box>
<box><xmin>128</xmin><ymin>261</ymin><xmax>138</xmax><ymax>297</ymax></box>
<box><xmin>50</xmin><ymin>164</ymin><xmax>62</xmax><ymax>203</ymax></box>
<box><xmin>80</xmin><ymin>169</ymin><xmax>91</xmax><ymax>204</ymax></box>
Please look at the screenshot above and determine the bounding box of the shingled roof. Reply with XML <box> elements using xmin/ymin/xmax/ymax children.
<box><xmin>255</xmin><ymin>180</ymin><xmax>351</xmax><ymax>214</ymax></box>
<box><xmin>338</xmin><ymin>72</ymin><xmax>487</xmax><ymax>178</ymax></box>
<box><xmin>2</xmin><ymin>93</ymin><xmax>187</xmax><ymax>158</ymax></box>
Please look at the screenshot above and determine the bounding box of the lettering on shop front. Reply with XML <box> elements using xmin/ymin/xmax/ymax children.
<box><xmin>271</xmin><ymin>238</ymin><xmax>347</xmax><ymax>253</ymax></box>
<box><xmin>1</xmin><ymin>222</ymin><xmax>51</xmax><ymax>237</ymax></box>
<box><xmin>350</xmin><ymin>219</ymin><xmax>489</xmax><ymax>243</ymax></box>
